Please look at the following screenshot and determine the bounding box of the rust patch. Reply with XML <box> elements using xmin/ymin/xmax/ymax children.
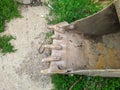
<box><xmin>96</xmin><ymin>43</ymin><xmax>120</xmax><ymax>69</ymax></box>
<box><xmin>97</xmin><ymin>43</ymin><xmax>105</xmax><ymax>53</ymax></box>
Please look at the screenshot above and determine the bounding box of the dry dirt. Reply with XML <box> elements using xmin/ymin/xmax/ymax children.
<box><xmin>0</xmin><ymin>5</ymin><xmax>53</xmax><ymax>90</ymax></box>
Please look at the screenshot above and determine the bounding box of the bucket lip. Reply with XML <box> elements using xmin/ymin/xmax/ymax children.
<box><xmin>69</xmin><ymin>0</ymin><xmax>116</xmax><ymax>24</ymax></box>
<box><xmin>69</xmin><ymin>69</ymin><xmax>120</xmax><ymax>72</ymax></box>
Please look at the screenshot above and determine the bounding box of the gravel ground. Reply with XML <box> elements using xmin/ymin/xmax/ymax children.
<box><xmin>0</xmin><ymin>5</ymin><xmax>53</xmax><ymax>90</ymax></box>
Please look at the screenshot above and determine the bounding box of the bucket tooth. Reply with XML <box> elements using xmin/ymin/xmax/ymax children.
<box><xmin>51</xmin><ymin>34</ymin><xmax>63</xmax><ymax>40</ymax></box>
<box><xmin>69</xmin><ymin>25</ymin><xmax>75</xmax><ymax>29</ymax></box>
<box><xmin>41</xmin><ymin>68</ymin><xmax>73</xmax><ymax>74</ymax></box>
<box><xmin>57</xmin><ymin>27</ymin><xmax>65</xmax><ymax>34</ymax></box>
<box><xmin>48</xmin><ymin>25</ymin><xmax>65</xmax><ymax>34</ymax></box>
<box><xmin>41</xmin><ymin>69</ymin><xmax>50</xmax><ymax>74</ymax></box>
<box><xmin>47</xmin><ymin>25</ymin><xmax>55</xmax><ymax>29</ymax></box>
<box><xmin>42</xmin><ymin>56</ymin><xmax>61</xmax><ymax>62</ymax></box>
<box><xmin>44</xmin><ymin>44</ymin><xmax>62</xmax><ymax>50</ymax></box>
<box><xmin>48</xmin><ymin>21</ymin><xmax>69</xmax><ymax>30</ymax></box>
<box><xmin>51</xmin><ymin>68</ymin><xmax>73</xmax><ymax>73</ymax></box>
<box><xmin>66</xmin><ymin>25</ymin><xmax>75</xmax><ymax>30</ymax></box>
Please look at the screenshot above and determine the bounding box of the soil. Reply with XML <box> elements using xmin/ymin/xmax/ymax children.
<box><xmin>0</xmin><ymin>5</ymin><xmax>53</xmax><ymax>90</ymax></box>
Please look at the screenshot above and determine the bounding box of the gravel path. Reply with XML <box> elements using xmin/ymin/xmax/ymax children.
<box><xmin>0</xmin><ymin>6</ymin><xmax>53</xmax><ymax>90</ymax></box>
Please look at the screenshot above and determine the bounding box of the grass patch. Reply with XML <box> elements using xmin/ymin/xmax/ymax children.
<box><xmin>0</xmin><ymin>17</ymin><xmax>5</xmax><ymax>33</ymax></box>
<box><xmin>0</xmin><ymin>0</ymin><xmax>21</xmax><ymax>23</ymax></box>
<box><xmin>0</xmin><ymin>35</ymin><xmax>16</xmax><ymax>54</ymax></box>
<box><xmin>0</xmin><ymin>0</ymin><xmax>21</xmax><ymax>54</ymax></box>
<box><xmin>45</xmin><ymin>0</ymin><xmax>103</xmax><ymax>24</ymax></box>
<box><xmin>45</xmin><ymin>31</ymin><xmax>54</xmax><ymax>39</ymax></box>
<box><xmin>52</xmin><ymin>74</ymin><xmax>120</xmax><ymax>90</ymax></box>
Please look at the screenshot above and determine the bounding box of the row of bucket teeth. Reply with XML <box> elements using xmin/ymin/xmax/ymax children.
<box><xmin>41</xmin><ymin>22</ymin><xmax>85</xmax><ymax>74</ymax></box>
<box><xmin>41</xmin><ymin>22</ymin><xmax>70</xmax><ymax>74</ymax></box>
<box><xmin>41</xmin><ymin>22</ymin><xmax>68</xmax><ymax>74</ymax></box>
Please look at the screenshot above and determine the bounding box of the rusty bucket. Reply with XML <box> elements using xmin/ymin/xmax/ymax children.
<box><xmin>41</xmin><ymin>0</ymin><xmax>120</xmax><ymax>77</ymax></box>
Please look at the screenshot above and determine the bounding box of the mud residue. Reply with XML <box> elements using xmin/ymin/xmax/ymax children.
<box><xmin>85</xmin><ymin>32</ymin><xmax>120</xmax><ymax>69</ymax></box>
<box><xmin>96</xmin><ymin>32</ymin><xmax>120</xmax><ymax>69</ymax></box>
<box><xmin>96</xmin><ymin>43</ymin><xmax>120</xmax><ymax>69</ymax></box>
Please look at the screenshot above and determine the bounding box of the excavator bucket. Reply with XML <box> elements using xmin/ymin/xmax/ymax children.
<box><xmin>41</xmin><ymin>22</ymin><xmax>87</xmax><ymax>74</ymax></box>
<box><xmin>41</xmin><ymin>22</ymin><xmax>120</xmax><ymax>76</ymax></box>
<box><xmin>41</xmin><ymin>0</ymin><xmax>120</xmax><ymax>77</ymax></box>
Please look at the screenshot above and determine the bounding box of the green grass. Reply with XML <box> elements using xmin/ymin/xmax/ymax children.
<box><xmin>0</xmin><ymin>35</ymin><xmax>16</xmax><ymax>54</ymax></box>
<box><xmin>45</xmin><ymin>0</ymin><xmax>103</xmax><ymax>24</ymax></box>
<box><xmin>52</xmin><ymin>74</ymin><xmax>120</xmax><ymax>90</ymax></box>
<box><xmin>0</xmin><ymin>0</ymin><xmax>21</xmax><ymax>23</ymax></box>
<box><xmin>45</xmin><ymin>31</ymin><xmax>54</xmax><ymax>40</ymax></box>
<box><xmin>0</xmin><ymin>16</ymin><xmax>5</xmax><ymax>33</ymax></box>
<box><xmin>0</xmin><ymin>0</ymin><xmax>21</xmax><ymax>54</ymax></box>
